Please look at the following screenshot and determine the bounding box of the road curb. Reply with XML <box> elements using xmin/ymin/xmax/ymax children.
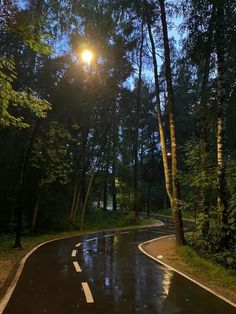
<box><xmin>138</xmin><ymin>235</ymin><xmax>236</xmax><ymax>309</ymax></box>
<box><xmin>0</xmin><ymin>220</ymin><xmax>163</xmax><ymax>313</ymax></box>
<box><xmin>0</xmin><ymin>235</ymin><xmax>74</xmax><ymax>314</ymax></box>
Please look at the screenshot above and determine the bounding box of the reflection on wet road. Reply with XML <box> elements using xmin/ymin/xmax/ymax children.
<box><xmin>2</xmin><ymin>222</ymin><xmax>236</xmax><ymax>314</ymax></box>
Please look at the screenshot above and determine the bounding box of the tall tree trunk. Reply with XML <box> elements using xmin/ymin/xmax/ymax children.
<box><xmin>198</xmin><ymin>7</ymin><xmax>215</xmax><ymax>237</ymax></box>
<box><xmin>159</xmin><ymin>0</ymin><xmax>185</xmax><ymax>245</ymax></box>
<box><xmin>80</xmin><ymin>171</ymin><xmax>95</xmax><ymax>231</ymax></box>
<box><xmin>14</xmin><ymin>120</ymin><xmax>40</xmax><ymax>248</ymax></box>
<box><xmin>69</xmin><ymin>179</ymin><xmax>79</xmax><ymax>224</ymax></box>
<box><xmin>147</xmin><ymin>182</ymin><xmax>151</xmax><ymax>217</ymax></box>
<box><xmin>144</xmin><ymin>1</ymin><xmax>172</xmax><ymax>204</ymax></box>
<box><xmin>31</xmin><ymin>179</ymin><xmax>44</xmax><ymax>231</ymax></box>
<box><xmin>80</xmin><ymin>173</ymin><xmax>87</xmax><ymax>213</ymax></box>
<box><xmin>72</xmin><ymin>187</ymin><xmax>81</xmax><ymax>225</ymax></box>
<box><xmin>103</xmin><ymin>171</ymin><xmax>108</xmax><ymax>211</ymax></box>
<box><xmin>112</xmin><ymin>151</ymin><xmax>117</xmax><ymax>211</ymax></box>
<box><xmin>133</xmin><ymin>22</ymin><xmax>144</xmax><ymax>217</ymax></box>
<box><xmin>76</xmin><ymin>128</ymin><xmax>90</xmax><ymax>215</ymax></box>
<box><xmin>215</xmin><ymin>2</ymin><xmax>228</xmax><ymax>228</ymax></box>
<box><xmin>112</xmin><ymin>104</ymin><xmax>117</xmax><ymax>211</ymax></box>
<box><xmin>140</xmin><ymin>125</ymin><xmax>145</xmax><ymax>168</ymax></box>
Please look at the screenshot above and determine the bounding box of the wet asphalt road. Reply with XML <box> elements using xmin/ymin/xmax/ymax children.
<box><xmin>2</xmin><ymin>218</ymin><xmax>236</xmax><ymax>314</ymax></box>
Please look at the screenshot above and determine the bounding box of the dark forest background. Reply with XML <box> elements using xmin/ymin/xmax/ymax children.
<box><xmin>0</xmin><ymin>0</ymin><xmax>235</xmax><ymax>267</ymax></box>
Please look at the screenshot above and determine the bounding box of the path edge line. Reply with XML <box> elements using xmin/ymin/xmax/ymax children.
<box><xmin>0</xmin><ymin>233</ymin><xmax>86</xmax><ymax>313</ymax></box>
<box><xmin>0</xmin><ymin>240</ymin><xmax>49</xmax><ymax>313</ymax></box>
<box><xmin>0</xmin><ymin>219</ymin><xmax>164</xmax><ymax>313</ymax></box>
<box><xmin>138</xmin><ymin>235</ymin><xmax>236</xmax><ymax>309</ymax></box>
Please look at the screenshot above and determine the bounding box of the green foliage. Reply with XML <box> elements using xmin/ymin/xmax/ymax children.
<box><xmin>0</xmin><ymin>211</ymin><xmax>153</xmax><ymax>254</ymax></box>
<box><xmin>0</xmin><ymin>0</ymin><xmax>235</xmax><ymax>276</ymax></box>
<box><xmin>181</xmin><ymin>141</ymin><xmax>217</xmax><ymax>193</ymax></box>
<box><xmin>189</xmin><ymin>219</ymin><xmax>221</xmax><ymax>252</ymax></box>
<box><xmin>11</xmin><ymin>17</ymin><xmax>52</xmax><ymax>55</ymax></box>
<box><xmin>227</xmin><ymin>160</ymin><xmax>236</xmax><ymax>248</ymax></box>
<box><xmin>3</xmin><ymin>1</ymin><xmax>53</xmax><ymax>55</ymax></box>
<box><xmin>0</xmin><ymin>234</ymin><xmax>14</xmax><ymax>252</ymax></box>
<box><xmin>31</xmin><ymin>122</ymin><xmax>74</xmax><ymax>185</ymax></box>
<box><xmin>155</xmin><ymin>208</ymin><xmax>195</xmax><ymax>221</ymax></box>
<box><xmin>116</xmin><ymin>178</ymin><xmax>134</xmax><ymax>211</ymax></box>
<box><xmin>180</xmin><ymin>140</ymin><xmax>217</xmax><ymax>220</ymax></box>
<box><xmin>0</xmin><ymin>55</ymin><xmax>51</xmax><ymax>128</ymax></box>
<box><xmin>83</xmin><ymin>209</ymin><xmax>147</xmax><ymax>230</ymax></box>
<box><xmin>183</xmin><ymin>157</ymin><xmax>236</xmax><ymax>268</ymax></box>
<box><xmin>177</xmin><ymin>245</ymin><xmax>236</xmax><ymax>288</ymax></box>
<box><xmin>180</xmin><ymin>140</ymin><xmax>231</xmax><ymax>262</ymax></box>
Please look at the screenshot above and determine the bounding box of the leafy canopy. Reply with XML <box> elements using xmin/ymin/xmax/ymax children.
<box><xmin>0</xmin><ymin>55</ymin><xmax>51</xmax><ymax>128</ymax></box>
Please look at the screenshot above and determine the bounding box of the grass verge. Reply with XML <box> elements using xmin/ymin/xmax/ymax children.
<box><xmin>153</xmin><ymin>208</ymin><xmax>195</xmax><ymax>221</ymax></box>
<box><xmin>0</xmin><ymin>211</ymin><xmax>153</xmax><ymax>253</ymax></box>
<box><xmin>177</xmin><ymin>245</ymin><xmax>236</xmax><ymax>291</ymax></box>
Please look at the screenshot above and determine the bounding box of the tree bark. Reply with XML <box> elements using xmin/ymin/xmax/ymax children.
<box><xmin>215</xmin><ymin>2</ymin><xmax>228</xmax><ymax>227</ymax></box>
<box><xmin>198</xmin><ymin>7</ymin><xmax>215</xmax><ymax>237</ymax></box>
<box><xmin>103</xmin><ymin>172</ymin><xmax>108</xmax><ymax>211</ymax></box>
<box><xmin>133</xmin><ymin>22</ymin><xmax>144</xmax><ymax>217</ymax></box>
<box><xmin>144</xmin><ymin>1</ymin><xmax>172</xmax><ymax>204</ymax></box>
<box><xmin>147</xmin><ymin>182</ymin><xmax>151</xmax><ymax>217</ymax></box>
<box><xmin>31</xmin><ymin>179</ymin><xmax>44</xmax><ymax>230</ymax></box>
<box><xmin>112</xmin><ymin>104</ymin><xmax>117</xmax><ymax>211</ymax></box>
<box><xmin>14</xmin><ymin>120</ymin><xmax>40</xmax><ymax>248</ymax></box>
<box><xmin>72</xmin><ymin>187</ymin><xmax>81</xmax><ymax>225</ymax></box>
<box><xmin>159</xmin><ymin>0</ymin><xmax>185</xmax><ymax>245</ymax></box>
<box><xmin>80</xmin><ymin>170</ymin><xmax>95</xmax><ymax>230</ymax></box>
<box><xmin>112</xmin><ymin>153</ymin><xmax>117</xmax><ymax>211</ymax></box>
<box><xmin>80</xmin><ymin>173</ymin><xmax>87</xmax><ymax>214</ymax></box>
<box><xmin>69</xmin><ymin>180</ymin><xmax>79</xmax><ymax>224</ymax></box>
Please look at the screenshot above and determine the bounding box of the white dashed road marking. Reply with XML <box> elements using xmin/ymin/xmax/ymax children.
<box><xmin>86</xmin><ymin>237</ymin><xmax>97</xmax><ymax>242</ymax></box>
<box><xmin>82</xmin><ymin>282</ymin><xmax>94</xmax><ymax>303</ymax></box>
<box><xmin>103</xmin><ymin>234</ymin><xmax>114</xmax><ymax>238</ymax></box>
<box><xmin>73</xmin><ymin>261</ymin><xmax>82</xmax><ymax>272</ymax></box>
<box><xmin>71</xmin><ymin>249</ymin><xmax>77</xmax><ymax>257</ymax></box>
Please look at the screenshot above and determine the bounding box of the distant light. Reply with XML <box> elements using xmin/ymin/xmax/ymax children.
<box><xmin>167</xmin><ymin>152</ymin><xmax>171</xmax><ymax>156</ymax></box>
<box><xmin>81</xmin><ymin>50</ymin><xmax>93</xmax><ymax>65</ymax></box>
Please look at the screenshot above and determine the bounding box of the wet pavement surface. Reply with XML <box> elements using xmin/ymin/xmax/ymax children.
<box><xmin>2</xmin><ymin>218</ymin><xmax>236</xmax><ymax>314</ymax></box>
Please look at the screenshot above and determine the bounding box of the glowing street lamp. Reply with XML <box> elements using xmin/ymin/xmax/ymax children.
<box><xmin>81</xmin><ymin>50</ymin><xmax>93</xmax><ymax>65</ymax></box>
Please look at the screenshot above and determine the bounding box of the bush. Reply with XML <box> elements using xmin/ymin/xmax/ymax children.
<box><xmin>83</xmin><ymin>209</ymin><xmax>142</xmax><ymax>230</ymax></box>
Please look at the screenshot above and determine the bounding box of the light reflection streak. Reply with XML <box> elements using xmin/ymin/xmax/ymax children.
<box><xmin>79</xmin><ymin>232</ymin><xmax>173</xmax><ymax>311</ymax></box>
<box><xmin>162</xmin><ymin>270</ymin><xmax>173</xmax><ymax>298</ymax></box>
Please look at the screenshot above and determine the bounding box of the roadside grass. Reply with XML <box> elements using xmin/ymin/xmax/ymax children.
<box><xmin>0</xmin><ymin>210</ymin><xmax>153</xmax><ymax>254</ymax></box>
<box><xmin>153</xmin><ymin>208</ymin><xmax>195</xmax><ymax>221</ymax></box>
<box><xmin>177</xmin><ymin>245</ymin><xmax>236</xmax><ymax>291</ymax></box>
<box><xmin>84</xmin><ymin>210</ymin><xmax>151</xmax><ymax>230</ymax></box>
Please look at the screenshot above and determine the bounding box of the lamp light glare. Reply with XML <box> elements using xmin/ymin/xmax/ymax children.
<box><xmin>81</xmin><ymin>50</ymin><xmax>93</xmax><ymax>64</ymax></box>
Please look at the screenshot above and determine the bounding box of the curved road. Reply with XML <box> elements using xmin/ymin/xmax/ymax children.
<box><xmin>1</xmin><ymin>219</ymin><xmax>235</xmax><ymax>314</ymax></box>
